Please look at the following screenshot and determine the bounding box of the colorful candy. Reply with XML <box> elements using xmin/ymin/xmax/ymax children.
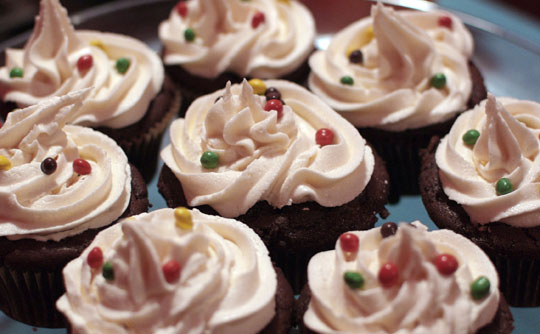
<box><xmin>348</xmin><ymin>49</ymin><xmax>363</xmax><ymax>64</ymax></box>
<box><xmin>430</xmin><ymin>73</ymin><xmax>446</xmax><ymax>89</ymax></box>
<box><xmin>115</xmin><ymin>58</ymin><xmax>130</xmax><ymax>74</ymax></box>
<box><xmin>184</xmin><ymin>28</ymin><xmax>196</xmax><ymax>42</ymax></box>
<box><xmin>265</xmin><ymin>87</ymin><xmax>281</xmax><ymax>101</ymax></box>
<box><xmin>264</xmin><ymin>99</ymin><xmax>284</xmax><ymax>118</ymax></box>
<box><xmin>249</xmin><ymin>79</ymin><xmax>266</xmax><ymax>95</ymax></box>
<box><xmin>87</xmin><ymin>247</ymin><xmax>104</xmax><ymax>269</ymax></box>
<box><xmin>340</xmin><ymin>75</ymin><xmax>354</xmax><ymax>86</ymax></box>
<box><xmin>380</xmin><ymin>222</ymin><xmax>398</xmax><ymax>238</ymax></box>
<box><xmin>438</xmin><ymin>15</ymin><xmax>453</xmax><ymax>29</ymax></box>
<box><xmin>316</xmin><ymin>128</ymin><xmax>335</xmax><ymax>146</ymax></box>
<box><xmin>471</xmin><ymin>276</ymin><xmax>490</xmax><ymax>300</ymax></box>
<box><xmin>344</xmin><ymin>271</ymin><xmax>365</xmax><ymax>289</ymax></box>
<box><xmin>162</xmin><ymin>260</ymin><xmax>182</xmax><ymax>283</ymax></box>
<box><xmin>496</xmin><ymin>178</ymin><xmax>513</xmax><ymax>195</ymax></box>
<box><xmin>40</xmin><ymin>157</ymin><xmax>57</xmax><ymax>175</ymax></box>
<box><xmin>174</xmin><ymin>207</ymin><xmax>193</xmax><ymax>230</ymax></box>
<box><xmin>339</xmin><ymin>233</ymin><xmax>359</xmax><ymax>254</ymax></box>
<box><xmin>102</xmin><ymin>262</ymin><xmax>114</xmax><ymax>281</ymax></box>
<box><xmin>200</xmin><ymin>151</ymin><xmax>219</xmax><ymax>169</ymax></box>
<box><xmin>434</xmin><ymin>253</ymin><xmax>458</xmax><ymax>275</ymax></box>
<box><xmin>9</xmin><ymin>67</ymin><xmax>23</xmax><ymax>78</ymax></box>
<box><xmin>0</xmin><ymin>155</ymin><xmax>12</xmax><ymax>171</ymax></box>
<box><xmin>378</xmin><ymin>262</ymin><xmax>398</xmax><ymax>287</ymax></box>
<box><xmin>77</xmin><ymin>55</ymin><xmax>93</xmax><ymax>72</ymax></box>
<box><xmin>462</xmin><ymin>129</ymin><xmax>480</xmax><ymax>146</ymax></box>
<box><xmin>252</xmin><ymin>11</ymin><xmax>265</xmax><ymax>29</ymax></box>
<box><xmin>73</xmin><ymin>158</ymin><xmax>91</xmax><ymax>175</ymax></box>
<box><xmin>176</xmin><ymin>1</ymin><xmax>188</xmax><ymax>17</ymax></box>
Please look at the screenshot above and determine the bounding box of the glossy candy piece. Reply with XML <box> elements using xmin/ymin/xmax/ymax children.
<box><xmin>184</xmin><ymin>28</ymin><xmax>196</xmax><ymax>42</ymax></box>
<box><xmin>73</xmin><ymin>158</ymin><xmax>91</xmax><ymax>175</ymax></box>
<box><xmin>471</xmin><ymin>276</ymin><xmax>490</xmax><ymax>300</ymax></box>
<box><xmin>102</xmin><ymin>262</ymin><xmax>114</xmax><ymax>281</ymax></box>
<box><xmin>340</xmin><ymin>75</ymin><xmax>354</xmax><ymax>85</ymax></box>
<box><xmin>0</xmin><ymin>155</ymin><xmax>12</xmax><ymax>171</ymax></box>
<box><xmin>115</xmin><ymin>58</ymin><xmax>130</xmax><ymax>74</ymax></box>
<box><xmin>380</xmin><ymin>222</ymin><xmax>398</xmax><ymax>238</ymax></box>
<box><xmin>463</xmin><ymin>129</ymin><xmax>480</xmax><ymax>146</ymax></box>
<box><xmin>344</xmin><ymin>271</ymin><xmax>364</xmax><ymax>289</ymax></box>
<box><xmin>174</xmin><ymin>207</ymin><xmax>193</xmax><ymax>230</ymax></box>
<box><xmin>496</xmin><ymin>178</ymin><xmax>513</xmax><ymax>195</ymax></box>
<box><xmin>430</xmin><ymin>73</ymin><xmax>446</xmax><ymax>89</ymax></box>
<box><xmin>378</xmin><ymin>262</ymin><xmax>398</xmax><ymax>287</ymax></box>
<box><xmin>438</xmin><ymin>15</ymin><xmax>453</xmax><ymax>29</ymax></box>
<box><xmin>77</xmin><ymin>55</ymin><xmax>93</xmax><ymax>72</ymax></box>
<box><xmin>316</xmin><ymin>128</ymin><xmax>334</xmax><ymax>146</ymax></box>
<box><xmin>434</xmin><ymin>253</ymin><xmax>458</xmax><ymax>275</ymax></box>
<box><xmin>41</xmin><ymin>157</ymin><xmax>57</xmax><ymax>175</ymax></box>
<box><xmin>249</xmin><ymin>79</ymin><xmax>266</xmax><ymax>95</ymax></box>
<box><xmin>339</xmin><ymin>233</ymin><xmax>359</xmax><ymax>253</ymax></box>
<box><xmin>348</xmin><ymin>49</ymin><xmax>363</xmax><ymax>64</ymax></box>
<box><xmin>264</xmin><ymin>99</ymin><xmax>284</xmax><ymax>119</ymax></box>
<box><xmin>163</xmin><ymin>260</ymin><xmax>182</xmax><ymax>283</ymax></box>
<box><xmin>265</xmin><ymin>87</ymin><xmax>281</xmax><ymax>101</ymax></box>
<box><xmin>201</xmin><ymin>151</ymin><xmax>219</xmax><ymax>169</ymax></box>
<box><xmin>252</xmin><ymin>11</ymin><xmax>265</xmax><ymax>29</ymax></box>
<box><xmin>87</xmin><ymin>247</ymin><xmax>104</xmax><ymax>269</ymax></box>
<box><xmin>9</xmin><ymin>67</ymin><xmax>23</xmax><ymax>78</ymax></box>
<box><xmin>176</xmin><ymin>1</ymin><xmax>188</xmax><ymax>17</ymax></box>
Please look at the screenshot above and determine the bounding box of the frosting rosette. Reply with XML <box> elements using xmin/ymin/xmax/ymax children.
<box><xmin>158</xmin><ymin>0</ymin><xmax>315</xmax><ymax>78</ymax></box>
<box><xmin>308</xmin><ymin>3</ymin><xmax>473</xmax><ymax>131</ymax></box>
<box><xmin>161</xmin><ymin>79</ymin><xmax>374</xmax><ymax>218</ymax></box>
<box><xmin>56</xmin><ymin>208</ymin><xmax>277</xmax><ymax>334</ymax></box>
<box><xmin>0</xmin><ymin>88</ymin><xmax>131</xmax><ymax>241</ymax></box>
<box><xmin>304</xmin><ymin>222</ymin><xmax>500</xmax><ymax>334</ymax></box>
<box><xmin>436</xmin><ymin>94</ymin><xmax>540</xmax><ymax>227</ymax></box>
<box><xmin>0</xmin><ymin>0</ymin><xmax>164</xmax><ymax>129</ymax></box>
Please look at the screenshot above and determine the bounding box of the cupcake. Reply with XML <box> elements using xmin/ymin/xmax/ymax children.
<box><xmin>296</xmin><ymin>222</ymin><xmax>514</xmax><ymax>334</ymax></box>
<box><xmin>420</xmin><ymin>94</ymin><xmax>540</xmax><ymax>306</ymax></box>
<box><xmin>0</xmin><ymin>89</ymin><xmax>149</xmax><ymax>327</ymax></box>
<box><xmin>308</xmin><ymin>3</ymin><xmax>486</xmax><ymax>198</ymax></box>
<box><xmin>159</xmin><ymin>79</ymin><xmax>389</xmax><ymax>289</ymax></box>
<box><xmin>57</xmin><ymin>207</ymin><xmax>294</xmax><ymax>334</ymax></box>
<box><xmin>0</xmin><ymin>0</ymin><xmax>180</xmax><ymax>177</ymax></box>
<box><xmin>158</xmin><ymin>0</ymin><xmax>315</xmax><ymax>106</ymax></box>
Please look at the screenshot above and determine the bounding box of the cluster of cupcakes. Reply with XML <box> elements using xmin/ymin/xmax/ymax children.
<box><xmin>1</xmin><ymin>0</ymin><xmax>539</xmax><ymax>333</ymax></box>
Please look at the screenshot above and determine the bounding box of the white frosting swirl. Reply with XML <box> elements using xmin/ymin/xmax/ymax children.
<box><xmin>0</xmin><ymin>0</ymin><xmax>164</xmax><ymax>129</ymax></box>
<box><xmin>308</xmin><ymin>3</ymin><xmax>473</xmax><ymax>131</ymax></box>
<box><xmin>158</xmin><ymin>0</ymin><xmax>315</xmax><ymax>78</ymax></box>
<box><xmin>56</xmin><ymin>208</ymin><xmax>276</xmax><ymax>334</ymax></box>
<box><xmin>161</xmin><ymin>79</ymin><xmax>374</xmax><ymax>217</ymax></box>
<box><xmin>0</xmin><ymin>89</ymin><xmax>131</xmax><ymax>241</ymax></box>
<box><xmin>437</xmin><ymin>94</ymin><xmax>540</xmax><ymax>227</ymax></box>
<box><xmin>304</xmin><ymin>222</ymin><xmax>500</xmax><ymax>334</ymax></box>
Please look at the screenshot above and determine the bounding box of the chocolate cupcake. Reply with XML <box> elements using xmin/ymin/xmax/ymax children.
<box><xmin>159</xmin><ymin>79</ymin><xmax>389</xmax><ymax>290</ymax></box>
<box><xmin>158</xmin><ymin>0</ymin><xmax>315</xmax><ymax>108</ymax></box>
<box><xmin>57</xmin><ymin>207</ymin><xmax>293</xmax><ymax>334</ymax></box>
<box><xmin>0</xmin><ymin>0</ymin><xmax>180</xmax><ymax>178</ymax></box>
<box><xmin>0</xmin><ymin>89</ymin><xmax>149</xmax><ymax>327</ymax></box>
<box><xmin>420</xmin><ymin>94</ymin><xmax>540</xmax><ymax>306</ymax></box>
<box><xmin>308</xmin><ymin>3</ymin><xmax>486</xmax><ymax>199</ymax></box>
<box><xmin>296</xmin><ymin>222</ymin><xmax>514</xmax><ymax>334</ymax></box>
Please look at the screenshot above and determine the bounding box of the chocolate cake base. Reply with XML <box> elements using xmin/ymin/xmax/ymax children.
<box><xmin>420</xmin><ymin>136</ymin><xmax>540</xmax><ymax>306</ymax></box>
<box><xmin>295</xmin><ymin>284</ymin><xmax>514</xmax><ymax>334</ymax></box>
<box><xmin>158</xmin><ymin>146</ymin><xmax>389</xmax><ymax>292</ymax></box>
<box><xmin>359</xmin><ymin>61</ymin><xmax>487</xmax><ymax>202</ymax></box>
<box><xmin>0</xmin><ymin>164</ymin><xmax>149</xmax><ymax>328</ymax></box>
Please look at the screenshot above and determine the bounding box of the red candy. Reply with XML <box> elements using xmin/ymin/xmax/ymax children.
<box><xmin>162</xmin><ymin>260</ymin><xmax>182</xmax><ymax>283</ymax></box>
<box><xmin>252</xmin><ymin>11</ymin><xmax>265</xmax><ymax>29</ymax></box>
<box><xmin>264</xmin><ymin>99</ymin><xmax>283</xmax><ymax>119</ymax></box>
<box><xmin>339</xmin><ymin>233</ymin><xmax>359</xmax><ymax>254</ymax></box>
<box><xmin>77</xmin><ymin>55</ymin><xmax>93</xmax><ymax>72</ymax></box>
<box><xmin>176</xmin><ymin>1</ymin><xmax>188</xmax><ymax>17</ymax></box>
<box><xmin>434</xmin><ymin>253</ymin><xmax>458</xmax><ymax>275</ymax></box>
<box><xmin>73</xmin><ymin>158</ymin><xmax>91</xmax><ymax>175</ymax></box>
<box><xmin>87</xmin><ymin>247</ymin><xmax>103</xmax><ymax>269</ymax></box>
<box><xmin>438</xmin><ymin>15</ymin><xmax>453</xmax><ymax>29</ymax></box>
<box><xmin>378</xmin><ymin>262</ymin><xmax>398</xmax><ymax>287</ymax></box>
<box><xmin>316</xmin><ymin>128</ymin><xmax>334</xmax><ymax>146</ymax></box>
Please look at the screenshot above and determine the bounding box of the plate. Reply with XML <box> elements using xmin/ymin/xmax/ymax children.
<box><xmin>0</xmin><ymin>0</ymin><xmax>539</xmax><ymax>332</ymax></box>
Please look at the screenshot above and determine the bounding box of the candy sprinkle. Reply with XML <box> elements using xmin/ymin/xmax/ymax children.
<box><xmin>471</xmin><ymin>276</ymin><xmax>490</xmax><ymax>300</ymax></box>
<box><xmin>339</xmin><ymin>233</ymin><xmax>359</xmax><ymax>254</ymax></box>
<box><xmin>434</xmin><ymin>253</ymin><xmax>458</xmax><ymax>276</ymax></box>
<box><xmin>344</xmin><ymin>271</ymin><xmax>364</xmax><ymax>289</ymax></box>
<box><xmin>163</xmin><ymin>260</ymin><xmax>182</xmax><ymax>283</ymax></box>
<box><xmin>264</xmin><ymin>99</ymin><xmax>284</xmax><ymax>119</ymax></box>
<box><xmin>184</xmin><ymin>28</ymin><xmax>196</xmax><ymax>42</ymax></box>
<box><xmin>438</xmin><ymin>15</ymin><xmax>453</xmax><ymax>29</ymax></box>
<box><xmin>73</xmin><ymin>158</ymin><xmax>91</xmax><ymax>175</ymax></box>
<box><xmin>174</xmin><ymin>207</ymin><xmax>193</xmax><ymax>230</ymax></box>
<box><xmin>340</xmin><ymin>75</ymin><xmax>354</xmax><ymax>86</ymax></box>
<box><xmin>496</xmin><ymin>178</ymin><xmax>513</xmax><ymax>196</ymax></box>
<box><xmin>102</xmin><ymin>262</ymin><xmax>114</xmax><ymax>281</ymax></box>
<box><xmin>316</xmin><ymin>128</ymin><xmax>334</xmax><ymax>146</ymax></box>
<box><xmin>265</xmin><ymin>87</ymin><xmax>281</xmax><ymax>101</ymax></box>
<box><xmin>176</xmin><ymin>1</ymin><xmax>188</xmax><ymax>17</ymax></box>
<box><xmin>77</xmin><ymin>55</ymin><xmax>93</xmax><ymax>72</ymax></box>
<box><xmin>380</xmin><ymin>222</ymin><xmax>398</xmax><ymax>238</ymax></box>
<box><xmin>251</xmin><ymin>11</ymin><xmax>265</xmax><ymax>29</ymax></box>
<box><xmin>430</xmin><ymin>73</ymin><xmax>446</xmax><ymax>89</ymax></box>
<box><xmin>87</xmin><ymin>247</ymin><xmax>104</xmax><ymax>269</ymax></box>
<box><xmin>9</xmin><ymin>67</ymin><xmax>23</xmax><ymax>78</ymax></box>
<box><xmin>201</xmin><ymin>151</ymin><xmax>219</xmax><ymax>169</ymax></box>
<box><xmin>0</xmin><ymin>155</ymin><xmax>12</xmax><ymax>171</ymax></box>
<box><xmin>378</xmin><ymin>262</ymin><xmax>398</xmax><ymax>288</ymax></box>
<box><xmin>462</xmin><ymin>129</ymin><xmax>480</xmax><ymax>146</ymax></box>
<box><xmin>115</xmin><ymin>58</ymin><xmax>130</xmax><ymax>74</ymax></box>
<box><xmin>248</xmin><ymin>79</ymin><xmax>266</xmax><ymax>95</ymax></box>
<box><xmin>348</xmin><ymin>49</ymin><xmax>363</xmax><ymax>64</ymax></box>
<box><xmin>41</xmin><ymin>157</ymin><xmax>57</xmax><ymax>175</ymax></box>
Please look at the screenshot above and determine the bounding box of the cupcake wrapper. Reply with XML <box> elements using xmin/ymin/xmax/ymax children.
<box><xmin>0</xmin><ymin>266</ymin><xmax>65</xmax><ymax>328</ymax></box>
<box><xmin>488</xmin><ymin>251</ymin><xmax>540</xmax><ymax>307</ymax></box>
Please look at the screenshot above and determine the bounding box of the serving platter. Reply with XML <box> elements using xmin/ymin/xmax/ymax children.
<box><xmin>0</xmin><ymin>0</ymin><xmax>539</xmax><ymax>332</ymax></box>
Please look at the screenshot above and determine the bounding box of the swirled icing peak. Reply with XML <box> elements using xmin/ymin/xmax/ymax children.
<box><xmin>0</xmin><ymin>89</ymin><xmax>131</xmax><ymax>241</ymax></box>
<box><xmin>0</xmin><ymin>0</ymin><xmax>164</xmax><ymax>129</ymax></box>
<box><xmin>161</xmin><ymin>79</ymin><xmax>374</xmax><ymax>217</ymax></box>
<box><xmin>308</xmin><ymin>3</ymin><xmax>473</xmax><ymax>131</ymax></box>
<box><xmin>56</xmin><ymin>208</ymin><xmax>276</xmax><ymax>334</ymax></box>
<box><xmin>304</xmin><ymin>222</ymin><xmax>500</xmax><ymax>334</ymax></box>
<box><xmin>437</xmin><ymin>94</ymin><xmax>540</xmax><ymax>226</ymax></box>
<box><xmin>158</xmin><ymin>0</ymin><xmax>315</xmax><ymax>78</ymax></box>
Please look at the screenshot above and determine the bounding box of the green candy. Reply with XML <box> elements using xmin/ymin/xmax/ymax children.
<box><xmin>184</xmin><ymin>28</ymin><xmax>196</xmax><ymax>42</ymax></box>
<box><xmin>471</xmin><ymin>276</ymin><xmax>490</xmax><ymax>300</ymax></box>
<box><xmin>344</xmin><ymin>271</ymin><xmax>364</xmax><ymax>289</ymax></box>
<box><xmin>201</xmin><ymin>151</ymin><xmax>219</xmax><ymax>169</ymax></box>
<box><xmin>115</xmin><ymin>58</ymin><xmax>130</xmax><ymax>74</ymax></box>
<box><xmin>462</xmin><ymin>129</ymin><xmax>480</xmax><ymax>146</ymax></box>
<box><xmin>496</xmin><ymin>178</ymin><xmax>513</xmax><ymax>196</ymax></box>
<box><xmin>340</xmin><ymin>75</ymin><xmax>354</xmax><ymax>86</ymax></box>
<box><xmin>9</xmin><ymin>67</ymin><xmax>23</xmax><ymax>78</ymax></box>
<box><xmin>102</xmin><ymin>262</ymin><xmax>114</xmax><ymax>281</ymax></box>
<box><xmin>430</xmin><ymin>73</ymin><xmax>446</xmax><ymax>89</ymax></box>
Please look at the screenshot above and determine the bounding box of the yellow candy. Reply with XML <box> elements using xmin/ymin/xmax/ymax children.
<box><xmin>248</xmin><ymin>79</ymin><xmax>266</xmax><ymax>95</ymax></box>
<box><xmin>90</xmin><ymin>40</ymin><xmax>105</xmax><ymax>50</ymax></box>
<box><xmin>174</xmin><ymin>207</ymin><xmax>193</xmax><ymax>230</ymax></box>
<box><xmin>365</xmin><ymin>26</ymin><xmax>374</xmax><ymax>41</ymax></box>
<box><xmin>0</xmin><ymin>155</ymin><xmax>11</xmax><ymax>171</ymax></box>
